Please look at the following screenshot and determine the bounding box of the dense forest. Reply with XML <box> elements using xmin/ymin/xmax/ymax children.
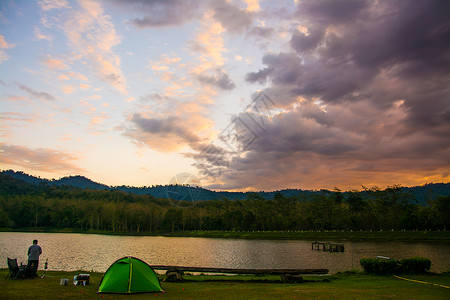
<box><xmin>0</xmin><ymin>172</ymin><xmax>449</xmax><ymax>233</ymax></box>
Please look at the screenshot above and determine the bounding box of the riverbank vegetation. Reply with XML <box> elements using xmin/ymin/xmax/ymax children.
<box><xmin>1</xmin><ymin>173</ymin><xmax>449</xmax><ymax>236</ymax></box>
<box><xmin>1</xmin><ymin>269</ymin><xmax>449</xmax><ymax>299</ymax></box>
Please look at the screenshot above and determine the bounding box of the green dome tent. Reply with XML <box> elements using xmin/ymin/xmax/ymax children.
<box><xmin>98</xmin><ymin>256</ymin><xmax>163</xmax><ymax>294</ymax></box>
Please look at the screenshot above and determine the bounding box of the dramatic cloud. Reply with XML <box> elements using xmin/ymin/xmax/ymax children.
<box><xmin>2</xmin><ymin>0</ymin><xmax>448</xmax><ymax>190</ymax></box>
<box><xmin>205</xmin><ymin>0</ymin><xmax>450</xmax><ymax>190</ymax></box>
<box><xmin>0</xmin><ymin>144</ymin><xmax>85</xmax><ymax>173</ymax></box>
<box><xmin>200</xmin><ymin>98</ymin><xmax>449</xmax><ymax>190</ymax></box>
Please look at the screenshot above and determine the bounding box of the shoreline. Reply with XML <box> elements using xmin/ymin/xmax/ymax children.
<box><xmin>1</xmin><ymin>228</ymin><xmax>449</xmax><ymax>243</ymax></box>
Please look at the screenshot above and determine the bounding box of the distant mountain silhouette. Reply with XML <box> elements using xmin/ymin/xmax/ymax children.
<box><xmin>1</xmin><ymin>169</ymin><xmax>448</xmax><ymax>204</ymax></box>
<box><xmin>1</xmin><ymin>170</ymin><xmax>109</xmax><ymax>190</ymax></box>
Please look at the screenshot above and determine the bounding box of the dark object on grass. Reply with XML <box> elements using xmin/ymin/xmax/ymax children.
<box><xmin>5</xmin><ymin>258</ymin><xmax>26</xmax><ymax>280</ymax></box>
<box><xmin>41</xmin><ymin>258</ymin><xmax>48</xmax><ymax>278</ymax></box>
<box><xmin>281</xmin><ymin>274</ymin><xmax>304</xmax><ymax>283</ymax></box>
<box><xmin>166</xmin><ymin>271</ymin><xmax>183</xmax><ymax>282</ymax></box>
<box><xmin>73</xmin><ymin>274</ymin><xmax>90</xmax><ymax>286</ymax></box>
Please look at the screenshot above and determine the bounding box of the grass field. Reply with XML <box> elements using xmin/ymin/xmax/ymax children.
<box><xmin>1</xmin><ymin>269</ymin><xmax>450</xmax><ymax>299</ymax></box>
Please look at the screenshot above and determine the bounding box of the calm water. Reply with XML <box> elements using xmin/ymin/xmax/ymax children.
<box><xmin>1</xmin><ymin>232</ymin><xmax>449</xmax><ymax>274</ymax></box>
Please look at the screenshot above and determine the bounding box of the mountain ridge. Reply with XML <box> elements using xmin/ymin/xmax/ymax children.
<box><xmin>1</xmin><ymin>169</ymin><xmax>449</xmax><ymax>204</ymax></box>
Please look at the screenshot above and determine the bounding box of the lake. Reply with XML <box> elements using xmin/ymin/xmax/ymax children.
<box><xmin>1</xmin><ymin>232</ymin><xmax>449</xmax><ymax>274</ymax></box>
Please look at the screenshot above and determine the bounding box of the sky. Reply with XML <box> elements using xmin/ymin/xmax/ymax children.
<box><xmin>0</xmin><ymin>0</ymin><xmax>449</xmax><ymax>192</ymax></box>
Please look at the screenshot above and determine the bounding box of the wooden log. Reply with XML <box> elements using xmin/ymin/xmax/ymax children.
<box><xmin>151</xmin><ymin>265</ymin><xmax>328</xmax><ymax>275</ymax></box>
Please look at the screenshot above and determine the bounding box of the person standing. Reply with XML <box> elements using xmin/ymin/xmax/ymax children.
<box><xmin>26</xmin><ymin>239</ymin><xmax>42</xmax><ymax>278</ymax></box>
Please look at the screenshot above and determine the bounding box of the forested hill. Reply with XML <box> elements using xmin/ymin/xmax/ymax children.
<box><xmin>1</xmin><ymin>170</ymin><xmax>109</xmax><ymax>190</ymax></box>
<box><xmin>1</xmin><ymin>169</ymin><xmax>449</xmax><ymax>205</ymax></box>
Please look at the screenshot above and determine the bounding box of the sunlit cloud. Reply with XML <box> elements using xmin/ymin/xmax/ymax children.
<box><xmin>3</xmin><ymin>95</ymin><xmax>27</xmax><ymax>102</ymax></box>
<box><xmin>0</xmin><ymin>34</ymin><xmax>15</xmax><ymax>49</ymax></box>
<box><xmin>0</xmin><ymin>144</ymin><xmax>85</xmax><ymax>174</ymax></box>
<box><xmin>42</xmin><ymin>56</ymin><xmax>70</xmax><ymax>70</ymax></box>
<box><xmin>0</xmin><ymin>34</ymin><xmax>15</xmax><ymax>63</ymax></box>
<box><xmin>88</xmin><ymin>95</ymin><xmax>102</xmax><ymax>100</ymax></box>
<box><xmin>190</xmin><ymin>12</ymin><xmax>226</xmax><ymax>66</ymax></box>
<box><xmin>148</xmin><ymin>54</ymin><xmax>182</xmax><ymax>71</ymax></box>
<box><xmin>67</xmin><ymin>71</ymin><xmax>88</xmax><ymax>81</ymax></box>
<box><xmin>62</xmin><ymin>0</ymin><xmax>127</xmax><ymax>93</ymax></box>
<box><xmin>0</xmin><ymin>112</ymin><xmax>36</xmax><ymax>124</ymax></box>
<box><xmin>244</xmin><ymin>0</ymin><xmax>260</xmax><ymax>12</ymax></box>
<box><xmin>59</xmin><ymin>134</ymin><xmax>72</xmax><ymax>141</ymax></box>
<box><xmin>62</xmin><ymin>85</ymin><xmax>76</xmax><ymax>94</ymax></box>
<box><xmin>34</xmin><ymin>27</ymin><xmax>52</xmax><ymax>41</ymax></box>
<box><xmin>58</xmin><ymin>74</ymin><xmax>70</xmax><ymax>80</ymax></box>
<box><xmin>89</xmin><ymin>113</ymin><xmax>108</xmax><ymax>127</ymax></box>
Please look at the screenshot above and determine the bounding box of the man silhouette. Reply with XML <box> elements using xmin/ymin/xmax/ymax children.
<box><xmin>26</xmin><ymin>239</ymin><xmax>42</xmax><ymax>278</ymax></box>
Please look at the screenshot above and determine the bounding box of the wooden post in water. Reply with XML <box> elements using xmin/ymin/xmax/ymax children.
<box><xmin>311</xmin><ymin>242</ymin><xmax>344</xmax><ymax>252</ymax></box>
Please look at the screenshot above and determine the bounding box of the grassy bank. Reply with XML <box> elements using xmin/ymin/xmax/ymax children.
<box><xmin>1</xmin><ymin>269</ymin><xmax>450</xmax><ymax>299</ymax></box>
<box><xmin>2</xmin><ymin>228</ymin><xmax>450</xmax><ymax>242</ymax></box>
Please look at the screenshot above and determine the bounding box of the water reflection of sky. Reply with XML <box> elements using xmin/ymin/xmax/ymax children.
<box><xmin>1</xmin><ymin>232</ymin><xmax>449</xmax><ymax>273</ymax></box>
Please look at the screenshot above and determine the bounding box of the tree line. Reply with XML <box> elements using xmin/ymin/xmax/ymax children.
<box><xmin>0</xmin><ymin>174</ymin><xmax>448</xmax><ymax>232</ymax></box>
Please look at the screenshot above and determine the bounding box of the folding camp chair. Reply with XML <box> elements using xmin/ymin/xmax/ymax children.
<box><xmin>5</xmin><ymin>258</ymin><xmax>26</xmax><ymax>280</ymax></box>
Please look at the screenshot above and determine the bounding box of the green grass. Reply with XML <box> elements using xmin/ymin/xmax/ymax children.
<box><xmin>1</xmin><ymin>269</ymin><xmax>450</xmax><ymax>299</ymax></box>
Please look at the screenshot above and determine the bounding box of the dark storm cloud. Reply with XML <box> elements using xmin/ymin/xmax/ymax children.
<box><xmin>196</xmin><ymin>69</ymin><xmax>236</xmax><ymax>90</ymax></box>
<box><xmin>253</xmin><ymin>0</ymin><xmax>450</xmax><ymax>122</ymax></box>
<box><xmin>211</xmin><ymin>98</ymin><xmax>449</xmax><ymax>190</ymax></box>
<box><xmin>228</xmin><ymin>0</ymin><xmax>450</xmax><ymax>190</ymax></box>
<box><xmin>111</xmin><ymin>0</ymin><xmax>201</xmax><ymax>28</ymax></box>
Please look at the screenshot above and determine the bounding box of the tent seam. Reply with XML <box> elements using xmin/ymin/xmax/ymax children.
<box><xmin>128</xmin><ymin>256</ymin><xmax>132</xmax><ymax>293</ymax></box>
